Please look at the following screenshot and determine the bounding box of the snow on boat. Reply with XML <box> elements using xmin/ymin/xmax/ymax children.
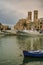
<box><xmin>23</xmin><ymin>50</ymin><xmax>43</xmax><ymax>57</ymax></box>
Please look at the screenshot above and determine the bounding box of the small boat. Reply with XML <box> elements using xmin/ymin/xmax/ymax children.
<box><xmin>23</xmin><ymin>50</ymin><xmax>43</xmax><ymax>57</ymax></box>
<box><xmin>0</xmin><ymin>31</ymin><xmax>4</xmax><ymax>36</ymax></box>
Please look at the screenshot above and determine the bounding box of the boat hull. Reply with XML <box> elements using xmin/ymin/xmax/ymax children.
<box><xmin>17</xmin><ymin>30</ymin><xmax>43</xmax><ymax>37</ymax></box>
<box><xmin>23</xmin><ymin>51</ymin><xmax>43</xmax><ymax>57</ymax></box>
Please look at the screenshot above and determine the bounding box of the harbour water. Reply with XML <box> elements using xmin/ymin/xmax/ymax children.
<box><xmin>0</xmin><ymin>35</ymin><xmax>43</xmax><ymax>65</ymax></box>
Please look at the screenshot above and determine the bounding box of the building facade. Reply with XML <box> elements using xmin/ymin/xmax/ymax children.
<box><xmin>14</xmin><ymin>10</ymin><xmax>43</xmax><ymax>31</ymax></box>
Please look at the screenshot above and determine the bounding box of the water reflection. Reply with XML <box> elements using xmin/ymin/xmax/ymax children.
<box><xmin>21</xmin><ymin>57</ymin><xmax>43</xmax><ymax>65</ymax></box>
<box><xmin>17</xmin><ymin>36</ymin><xmax>43</xmax><ymax>65</ymax></box>
<box><xmin>17</xmin><ymin>36</ymin><xmax>43</xmax><ymax>51</ymax></box>
<box><xmin>0</xmin><ymin>36</ymin><xmax>43</xmax><ymax>65</ymax></box>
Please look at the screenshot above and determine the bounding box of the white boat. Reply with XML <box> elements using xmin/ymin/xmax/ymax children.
<box><xmin>0</xmin><ymin>31</ymin><xmax>4</xmax><ymax>36</ymax></box>
<box><xmin>17</xmin><ymin>29</ymin><xmax>43</xmax><ymax>37</ymax></box>
<box><xmin>2</xmin><ymin>30</ymin><xmax>16</xmax><ymax>36</ymax></box>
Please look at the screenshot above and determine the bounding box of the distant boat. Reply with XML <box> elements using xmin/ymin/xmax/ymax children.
<box><xmin>23</xmin><ymin>50</ymin><xmax>43</xmax><ymax>57</ymax></box>
<box><xmin>0</xmin><ymin>30</ymin><xmax>16</xmax><ymax>36</ymax></box>
<box><xmin>2</xmin><ymin>30</ymin><xmax>16</xmax><ymax>36</ymax></box>
<box><xmin>0</xmin><ymin>31</ymin><xmax>4</xmax><ymax>36</ymax></box>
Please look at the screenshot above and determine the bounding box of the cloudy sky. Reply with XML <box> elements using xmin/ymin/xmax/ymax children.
<box><xmin>0</xmin><ymin>0</ymin><xmax>43</xmax><ymax>25</ymax></box>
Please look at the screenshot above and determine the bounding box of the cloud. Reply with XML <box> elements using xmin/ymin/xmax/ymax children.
<box><xmin>0</xmin><ymin>0</ymin><xmax>43</xmax><ymax>25</ymax></box>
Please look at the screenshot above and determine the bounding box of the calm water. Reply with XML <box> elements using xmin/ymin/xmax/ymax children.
<box><xmin>0</xmin><ymin>36</ymin><xmax>43</xmax><ymax>65</ymax></box>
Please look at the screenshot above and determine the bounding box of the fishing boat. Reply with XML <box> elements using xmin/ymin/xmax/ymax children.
<box><xmin>23</xmin><ymin>50</ymin><xmax>43</xmax><ymax>57</ymax></box>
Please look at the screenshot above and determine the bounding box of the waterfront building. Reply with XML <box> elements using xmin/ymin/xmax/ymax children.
<box><xmin>14</xmin><ymin>19</ymin><xmax>26</xmax><ymax>30</ymax></box>
<box><xmin>14</xmin><ymin>10</ymin><xmax>43</xmax><ymax>31</ymax></box>
<box><xmin>39</xmin><ymin>18</ymin><xmax>43</xmax><ymax>30</ymax></box>
<box><xmin>0</xmin><ymin>23</ymin><xmax>11</xmax><ymax>30</ymax></box>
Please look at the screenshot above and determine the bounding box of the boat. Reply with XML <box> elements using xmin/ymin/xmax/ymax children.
<box><xmin>23</xmin><ymin>50</ymin><xmax>43</xmax><ymax>57</ymax></box>
<box><xmin>0</xmin><ymin>31</ymin><xmax>4</xmax><ymax>36</ymax></box>
<box><xmin>2</xmin><ymin>30</ymin><xmax>16</xmax><ymax>36</ymax></box>
<box><xmin>17</xmin><ymin>29</ymin><xmax>43</xmax><ymax>37</ymax></box>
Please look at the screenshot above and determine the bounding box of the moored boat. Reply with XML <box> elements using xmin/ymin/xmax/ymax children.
<box><xmin>23</xmin><ymin>50</ymin><xmax>43</xmax><ymax>57</ymax></box>
<box><xmin>0</xmin><ymin>31</ymin><xmax>4</xmax><ymax>36</ymax></box>
<box><xmin>17</xmin><ymin>30</ymin><xmax>43</xmax><ymax>37</ymax></box>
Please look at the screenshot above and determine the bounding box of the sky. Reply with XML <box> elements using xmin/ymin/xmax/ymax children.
<box><xmin>0</xmin><ymin>0</ymin><xmax>43</xmax><ymax>25</ymax></box>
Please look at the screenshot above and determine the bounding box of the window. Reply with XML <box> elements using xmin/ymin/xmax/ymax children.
<box><xmin>40</xmin><ymin>26</ymin><xmax>42</xmax><ymax>28</ymax></box>
<box><xmin>40</xmin><ymin>22</ymin><xmax>42</xmax><ymax>24</ymax></box>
